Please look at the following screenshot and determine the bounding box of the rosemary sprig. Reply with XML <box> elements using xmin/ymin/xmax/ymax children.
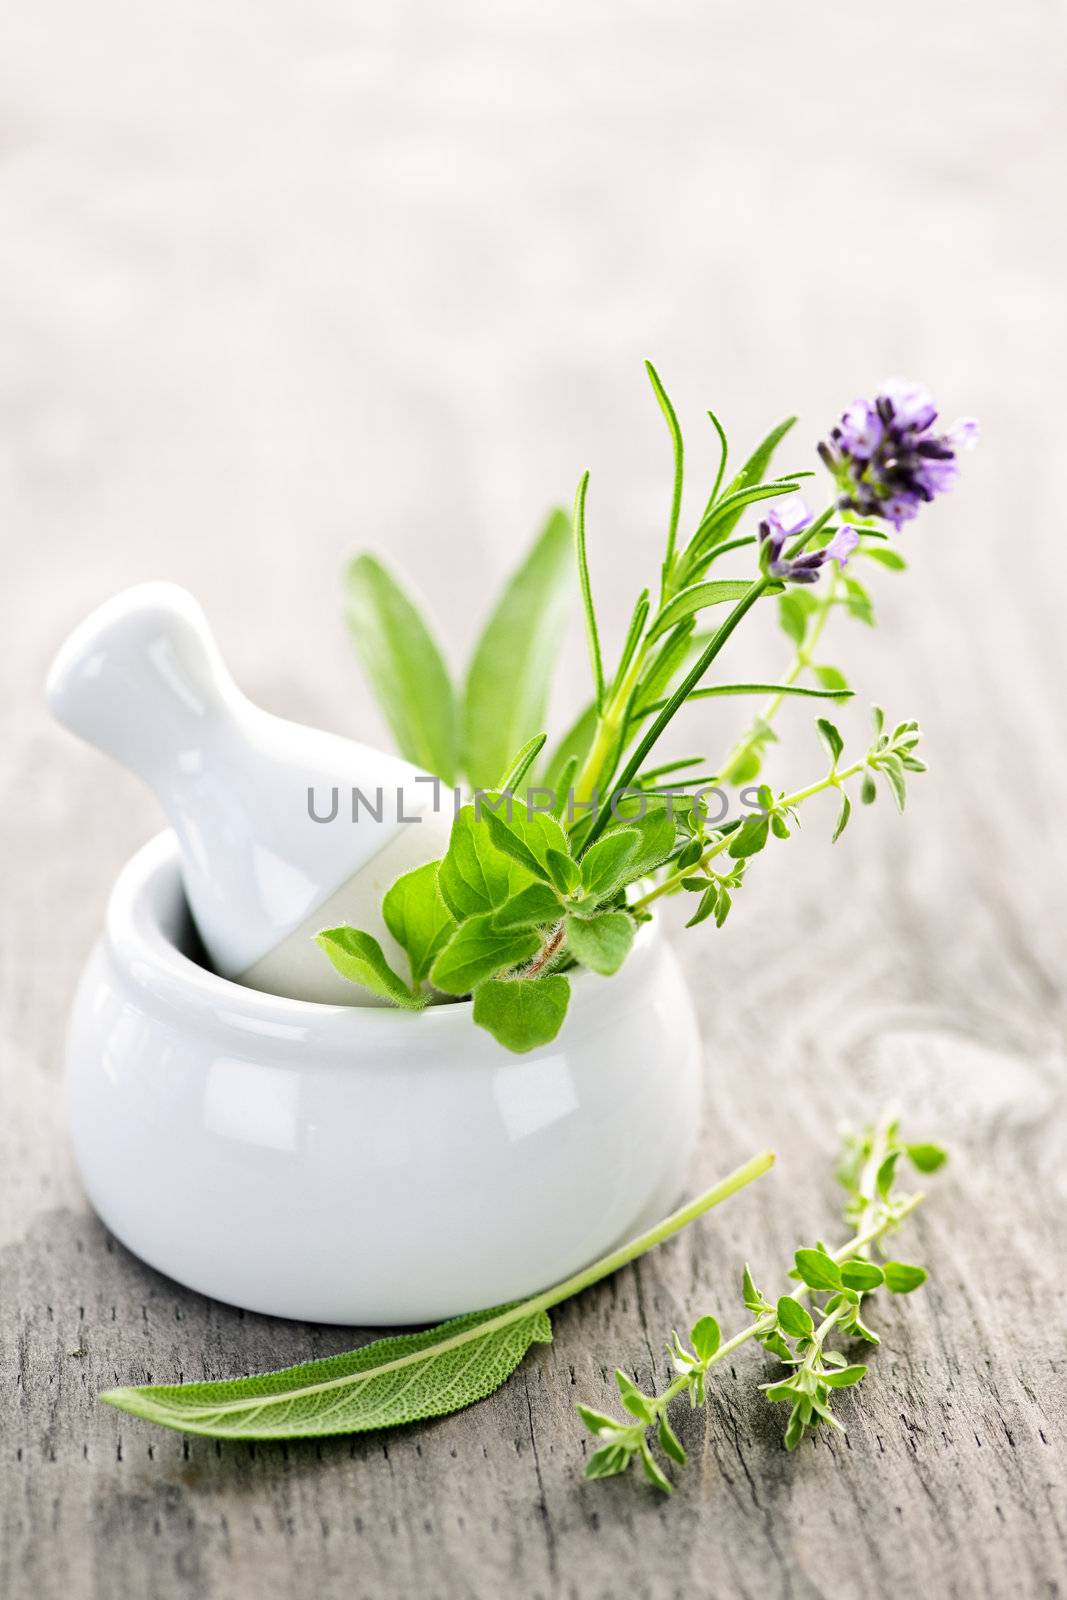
<box><xmin>577</xmin><ymin>1119</ymin><xmax>946</xmax><ymax>1492</ymax></box>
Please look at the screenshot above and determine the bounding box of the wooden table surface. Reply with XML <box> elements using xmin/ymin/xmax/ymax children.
<box><xmin>3</xmin><ymin>2</ymin><xmax>1066</xmax><ymax>1596</ymax></box>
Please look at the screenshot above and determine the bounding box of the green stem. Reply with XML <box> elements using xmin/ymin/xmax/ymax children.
<box><xmin>716</xmin><ymin>547</ymin><xmax>840</xmax><ymax>786</ymax></box>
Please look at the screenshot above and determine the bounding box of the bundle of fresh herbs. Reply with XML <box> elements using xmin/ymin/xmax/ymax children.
<box><xmin>323</xmin><ymin>372</ymin><xmax>976</xmax><ymax>1049</ymax></box>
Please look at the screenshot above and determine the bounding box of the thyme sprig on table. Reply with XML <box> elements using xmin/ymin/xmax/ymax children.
<box><xmin>577</xmin><ymin>1119</ymin><xmax>947</xmax><ymax>1492</ymax></box>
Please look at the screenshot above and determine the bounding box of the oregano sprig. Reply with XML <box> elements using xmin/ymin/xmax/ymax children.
<box><xmin>577</xmin><ymin>1119</ymin><xmax>946</xmax><ymax>1491</ymax></box>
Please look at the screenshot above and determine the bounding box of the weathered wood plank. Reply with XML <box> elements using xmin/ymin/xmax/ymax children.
<box><xmin>3</xmin><ymin>0</ymin><xmax>1067</xmax><ymax>1595</ymax></box>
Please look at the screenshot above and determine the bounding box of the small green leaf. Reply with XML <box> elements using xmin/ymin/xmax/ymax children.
<box><xmin>832</xmin><ymin>792</ymin><xmax>852</xmax><ymax>843</ymax></box>
<box><xmin>816</xmin><ymin>718</ymin><xmax>844</xmax><ymax>765</ymax></box>
<box><xmin>880</xmin><ymin>760</ymin><xmax>908</xmax><ymax>813</ymax></box>
<box><xmin>907</xmin><ymin>1142</ymin><xmax>948</xmax><ymax>1174</ymax></box>
<box><xmin>471</xmin><ymin>974</ymin><xmax>571</xmax><ymax>1052</ymax></box>
<box><xmin>861</xmin><ymin>545</ymin><xmax>907</xmax><ymax>570</ymax></box>
<box><xmin>813</xmin><ymin>663</ymin><xmax>850</xmax><ymax>691</ymax></box>
<box><xmin>742</xmin><ymin>1264</ymin><xmax>766</xmax><ymax>1314</ymax></box>
<box><xmin>840</xmin><ymin>1260</ymin><xmax>885</xmax><ymax>1292</ymax></box>
<box><xmin>580</xmin><ymin>829</ymin><xmax>640</xmax><ymax>899</ymax></box>
<box><xmin>479</xmin><ymin>797</ymin><xmax>570</xmax><ymax>883</ymax></box>
<box><xmin>615</xmin><ymin>1370</ymin><xmax>654</xmax><ymax>1423</ymax></box>
<box><xmin>463</xmin><ymin>510</ymin><xmax>573</xmax><ymax>789</ymax></box>
<box><xmin>822</xmin><ymin>1364</ymin><xmax>868</xmax><ymax>1388</ymax></box>
<box><xmin>565</xmin><ymin>912</ymin><xmax>635</xmax><ymax>976</ymax></box>
<box><xmin>315</xmin><ymin>927</ymin><xmax>424</xmax><ymax>1009</ymax></box>
<box><xmin>382</xmin><ymin>861</ymin><xmax>456</xmax><ymax>986</ymax></box>
<box><xmin>876</xmin><ymin>1151</ymin><xmax>900</xmax><ymax>1200</ymax></box>
<box><xmin>492</xmin><ymin>883</ymin><xmax>563</xmax><ymax>930</ymax></box>
<box><xmin>545</xmin><ymin>848</ymin><xmax>581</xmax><ymax>895</ymax></box>
<box><xmin>728</xmin><ymin>814</ymin><xmax>769</xmax><ymax>859</ymax></box>
<box><xmin>344</xmin><ymin>555</ymin><xmax>459</xmax><ymax>783</ymax></box>
<box><xmin>430</xmin><ymin>916</ymin><xmax>540</xmax><ymax>995</ymax></box>
<box><xmin>776</xmin><ymin>1296</ymin><xmax>814</xmax><ymax>1340</ymax></box>
<box><xmin>690</xmin><ymin>1315</ymin><xmax>721</xmax><ymax>1362</ymax></box>
<box><xmin>639</xmin><ymin>1441</ymin><xmax>673</xmax><ymax>1494</ymax></box>
<box><xmin>793</xmin><ymin>1248</ymin><xmax>842</xmax><ymax>1292</ymax></box>
<box><xmin>883</xmin><ymin>1261</ymin><xmax>928</xmax><ymax>1294</ymax></box>
<box><xmin>860</xmin><ymin>770</ymin><xmax>878</xmax><ymax>806</ymax></box>
<box><xmin>585</xmin><ymin>1443</ymin><xmax>632</xmax><ymax>1479</ymax></box>
<box><xmin>438</xmin><ymin>805</ymin><xmax>524</xmax><ymax>920</ymax></box>
<box><xmin>657</xmin><ymin>1413</ymin><xmax>688</xmax><ymax>1466</ymax></box>
<box><xmin>497</xmin><ymin>733</ymin><xmax>548</xmax><ymax>792</ymax></box>
<box><xmin>576</xmin><ymin>1405</ymin><xmax>621</xmax><ymax>1436</ymax></box>
<box><xmin>783</xmin><ymin>1404</ymin><xmax>807</xmax><ymax>1451</ymax></box>
<box><xmin>778</xmin><ymin>592</ymin><xmax>808</xmax><ymax>647</ymax></box>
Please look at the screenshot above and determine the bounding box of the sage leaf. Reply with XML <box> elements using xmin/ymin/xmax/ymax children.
<box><xmin>315</xmin><ymin>927</ymin><xmax>423</xmax><ymax>1008</ymax></box>
<box><xmin>102</xmin><ymin>1305</ymin><xmax>553</xmax><ymax>1440</ymax></box>
<box><xmin>816</xmin><ymin>718</ymin><xmax>844</xmax><ymax>765</ymax></box>
<box><xmin>463</xmin><ymin>509</ymin><xmax>572</xmax><ymax>789</ymax></box>
<box><xmin>472</xmin><ymin>973</ymin><xmax>570</xmax><ymax>1051</ymax></box>
<box><xmin>344</xmin><ymin>555</ymin><xmax>458</xmax><ymax>784</ymax></box>
<box><xmin>382</xmin><ymin>862</ymin><xmax>455</xmax><ymax>985</ymax></box>
<box><xmin>430</xmin><ymin>915</ymin><xmax>539</xmax><ymax>995</ymax></box>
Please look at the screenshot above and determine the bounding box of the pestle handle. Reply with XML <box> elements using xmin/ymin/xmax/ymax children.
<box><xmin>45</xmin><ymin>583</ymin><xmax>243</xmax><ymax>781</ymax></box>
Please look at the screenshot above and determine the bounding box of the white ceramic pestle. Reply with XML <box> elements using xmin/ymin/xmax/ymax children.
<box><xmin>46</xmin><ymin>582</ymin><xmax>454</xmax><ymax>1004</ymax></box>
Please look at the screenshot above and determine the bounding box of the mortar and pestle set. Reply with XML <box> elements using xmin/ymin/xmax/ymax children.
<box><xmin>48</xmin><ymin>585</ymin><xmax>701</xmax><ymax>1324</ymax></box>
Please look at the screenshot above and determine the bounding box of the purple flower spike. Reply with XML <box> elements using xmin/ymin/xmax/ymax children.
<box><xmin>758</xmin><ymin>499</ymin><xmax>857</xmax><ymax>587</ymax></box>
<box><xmin>820</xmin><ymin>379</ymin><xmax>977</xmax><ymax>531</ymax></box>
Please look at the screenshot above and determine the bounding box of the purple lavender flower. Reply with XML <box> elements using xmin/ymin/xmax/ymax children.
<box><xmin>819</xmin><ymin>379</ymin><xmax>978</xmax><ymax>531</ymax></box>
<box><xmin>758</xmin><ymin>496</ymin><xmax>859</xmax><ymax>585</ymax></box>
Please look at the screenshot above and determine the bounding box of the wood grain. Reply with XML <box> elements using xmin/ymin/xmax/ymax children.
<box><xmin>3</xmin><ymin>0</ymin><xmax>1066</xmax><ymax>1595</ymax></box>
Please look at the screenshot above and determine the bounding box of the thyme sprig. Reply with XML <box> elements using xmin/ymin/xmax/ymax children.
<box><xmin>577</xmin><ymin>1119</ymin><xmax>946</xmax><ymax>1492</ymax></box>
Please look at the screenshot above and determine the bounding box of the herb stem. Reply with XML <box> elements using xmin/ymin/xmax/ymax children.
<box><xmin>630</xmin><ymin>753</ymin><xmax>867</xmax><ymax>911</ymax></box>
<box><xmin>716</xmin><ymin>556</ymin><xmax>840</xmax><ymax>785</ymax></box>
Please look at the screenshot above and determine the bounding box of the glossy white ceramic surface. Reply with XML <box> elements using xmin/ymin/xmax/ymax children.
<box><xmin>46</xmin><ymin>583</ymin><xmax>452</xmax><ymax>996</ymax></box>
<box><xmin>66</xmin><ymin>833</ymin><xmax>704</xmax><ymax>1324</ymax></box>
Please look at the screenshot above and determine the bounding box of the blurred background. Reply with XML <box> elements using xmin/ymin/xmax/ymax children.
<box><xmin>4</xmin><ymin>0</ymin><xmax>1066</xmax><ymax>1256</ymax></box>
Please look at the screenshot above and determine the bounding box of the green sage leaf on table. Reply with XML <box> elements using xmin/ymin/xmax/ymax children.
<box><xmin>344</xmin><ymin>554</ymin><xmax>459</xmax><ymax>784</ymax></box>
<box><xmin>472</xmin><ymin>973</ymin><xmax>571</xmax><ymax>1051</ymax></box>
<box><xmin>315</xmin><ymin>927</ymin><xmax>424</xmax><ymax>1008</ymax></box>
<box><xmin>463</xmin><ymin>509</ymin><xmax>572</xmax><ymax>789</ymax></box>
<box><xmin>101</xmin><ymin>1151</ymin><xmax>776</xmax><ymax>1439</ymax></box>
<box><xmin>104</xmin><ymin>1306</ymin><xmax>554</xmax><ymax>1441</ymax></box>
